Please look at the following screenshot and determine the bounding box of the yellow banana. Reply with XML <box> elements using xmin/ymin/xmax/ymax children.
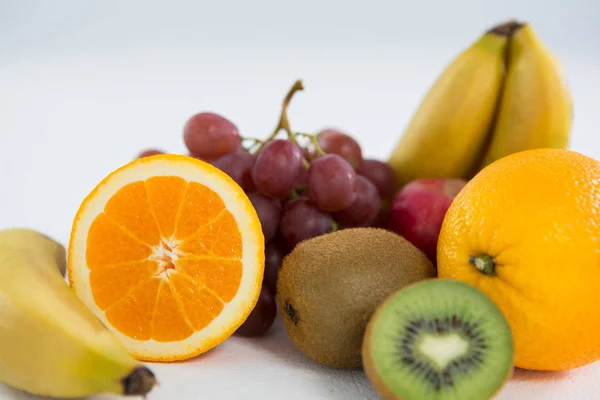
<box><xmin>0</xmin><ymin>228</ymin><xmax>67</xmax><ymax>276</ymax></box>
<box><xmin>479</xmin><ymin>22</ymin><xmax>573</xmax><ymax>168</ymax></box>
<box><xmin>0</xmin><ymin>228</ymin><xmax>156</xmax><ymax>398</ymax></box>
<box><xmin>387</xmin><ymin>22</ymin><xmax>515</xmax><ymax>190</ymax></box>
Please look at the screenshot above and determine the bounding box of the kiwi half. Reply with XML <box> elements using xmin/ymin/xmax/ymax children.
<box><xmin>362</xmin><ymin>279</ymin><xmax>514</xmax><ymax>400</ymax></box>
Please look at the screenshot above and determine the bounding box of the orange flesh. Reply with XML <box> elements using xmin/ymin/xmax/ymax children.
<box><xmin>86</xmin><ymin>178</ymin><xmax>243</xmax><ymax>342</ymax></box>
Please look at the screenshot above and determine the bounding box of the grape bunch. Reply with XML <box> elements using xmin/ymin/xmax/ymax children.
<box><xmin>136</xmin><ymin>80</ymin><xmax>397</xmax><ymax>338</ymax></box>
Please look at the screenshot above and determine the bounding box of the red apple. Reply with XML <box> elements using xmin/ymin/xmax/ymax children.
<box><xmin>389</xmin><ymin>178</ymin><xmax>467</xmax><ymax>264</ymax></box>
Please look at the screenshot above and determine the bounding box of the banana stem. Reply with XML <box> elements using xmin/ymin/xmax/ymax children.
<box><xmin>487</xmin><ymin>20</ymin><xmax>524</xmax><ymax>36</ymax></box>
<box><xmin>122</xmin><ymin>366</ymin><xmax>156</xmax><ymax>396</ymax></box>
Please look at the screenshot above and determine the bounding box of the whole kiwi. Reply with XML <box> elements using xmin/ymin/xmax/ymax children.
<box><xmin>276</xmin><ymin>227</ymin><xmax>436</xmax><ymax>369</ymax></box>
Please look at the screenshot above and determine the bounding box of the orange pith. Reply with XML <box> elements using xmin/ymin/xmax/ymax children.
<box><xmin>86</xmin><ymin>177</ymin><xmax>242</xmax><ymax>342</ymax></box>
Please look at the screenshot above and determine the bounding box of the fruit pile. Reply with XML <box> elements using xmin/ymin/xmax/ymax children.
<box><xmin>383</xmin><ymin>19</ymin><xmax>573</xmax><ymax>267</ymax></box>
<box><xmin>0</xmin><ymin>17</ymin><xmax>597</xmax><ymax>400</ymax></box>
<box><xmin>276</xmin><ymin>227</ymin><xmax>515</xmax><ymax>400</ymax></box>
<box><xmin>137</xmin><ymin>80</ymin><xmax>397</xmax><ymax>337</ymax></box>
<box><xmin>276</xmin><ymin>144</ymin><xmax>600</xmax><ymax>400</ymax></box>
<box><xmin>256</xmin><ymin>20</ymin><xmax>595</xmax><ymax>400</ymax></box>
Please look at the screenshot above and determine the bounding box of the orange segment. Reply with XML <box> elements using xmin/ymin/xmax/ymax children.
<box><xmin>105</xmin><ymin>278</ymin><xmax>161</xmax><ymax>341</ymax></box>
<box><xmin>170</xmin><ymin>273</ymin><xmax>224</xmax><ymax>331</ymax></box>
<box><xmin>178</xmin><ymin>210</ymin><xmax>242</xmax><ymax>259</ymax></box>
<box><xmin>86</xmin><ymin>213</ymin><xmax>152</xmax><ymax>269</ymax></box>
<box><xmin>103</xmin><ymin>180</ymin><xmax>162</xmax><ymax>246</ymax></box>
<box><xmin>146</xmin><ymin>176</ymin><xmax>187</xmax><ymax>238</ymax></box>
<box><xmin>174</xmin><ymin>182</ymin><xmax>225</xmax><ymax>239</ymax></box>
<box><xmin>90</xmin><ymin>260</ymin><xmax>159</xmax><ymax>310</ymax></box>
<box><xmin>176</xmin><ymin>258</ymin><xmax>242</xmax><ymax>303</ymax></box>
<box><xmin>152</xmin><ymin>280</ymin><xmax>194</xmax><ymax>342</ymax></box>
<box><xmin>68</xmin><ymin>154</ymin><xmax>265</xmax><ymax>362</ymax></box>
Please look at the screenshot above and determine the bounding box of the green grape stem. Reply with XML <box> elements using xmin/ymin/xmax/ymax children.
<box><xmin>331</xmin><ymin>220</ymin><xmax>340</xmax><ymax>232</ymax></box>
<box><xmin>240</xmin><ymin>137</ymin><xmax>264</xmax><ymax>152</ymax></box>
<box><xmin>255</xmin><ymin>80</ymin><xmax>304</xmax><ymax>153</ymax></box>
<box><xmin>295</xmin><ymin>184</ymin><xmax>307</xmax><ymax>193</ymax></box>
<box><xmin>296</xmin><ymin>132</ymin><xmax>326</xmax><ymax>157</ymax></box>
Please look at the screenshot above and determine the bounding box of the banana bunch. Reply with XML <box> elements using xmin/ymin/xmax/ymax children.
<box><xmin>388</xmin><ymin>20</ymin><xmax>573</xmax><ymax>189</ymax></box>
<box><xmin>0</xmin><ymin>228</ymin><xmax>156</xmax><ymax>398</ymax></box>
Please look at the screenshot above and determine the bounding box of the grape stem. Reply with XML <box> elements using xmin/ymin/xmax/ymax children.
<box><xmin>296</xmin><ymin>132</ymin><xmax>326</xmax><ymax>157</ymax></box>
<box><xmin>295</xmin><ymin>184</ymin><xmax>307</xmax><ymax>192</ymax></box>
<box><xmin>240</xmin><ymin>137</ymin><xmax>264</xmax><ymax>152</ymax></box>
<box><xmin>331</xmin><ymin>220</ymin><xmax>340</xmax><ymax>232</ymax></box>
<box><xmin>256</xmin><ymin>80</ymin><xmax>304</xmax><ymax>152</ymax></box>
<box><xmin>241</xmin><ymin>137</ymin><xmax>263</xmax><ymax>145</ymax></box>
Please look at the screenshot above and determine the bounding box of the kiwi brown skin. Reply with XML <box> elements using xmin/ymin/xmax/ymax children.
<box><xmin>361</xmin><ymin>279</ymin><xmax>515</xmax><ymax>400</ymax></box>
<box><xmin>276</xmin><ymin>228</ymin><xmax>436</xmax><ymax>369</ymax></box>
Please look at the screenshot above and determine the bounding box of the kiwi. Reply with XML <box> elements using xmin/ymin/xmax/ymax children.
<box><xmin>276</xmin><ymin>227</ymin><xmax>436</xmax><ymax>369</ymax></box>
<box><xmin>362</xmin><ymin>279</ymin><xmax>514</xmax><ymax>400</ymax></box>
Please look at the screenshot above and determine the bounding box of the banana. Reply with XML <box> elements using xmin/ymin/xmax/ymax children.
<box><xmin>479</xmin><ymin>22</ymin><xmax>573</xmax><ymax>168</ymax></box>
<box><xmin>0</xmin><ymin>228</ymin><xmax>67</xmax><ymax>276</ymax></box>
<box><xmin>387</xmin><ymin>22</ymin><xmax>515</xmax><ymax>190</ymax></box>
<box><xmin>0</xmin><ymin>228</ymin><xmax>156</xmax><ymax>398</ymax></box>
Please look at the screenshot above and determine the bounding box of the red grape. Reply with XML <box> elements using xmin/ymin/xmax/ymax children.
<box><xmin>373</xmin><ymin>207</ymin><xmax>392</xmax><ymax>230</ymax></box>
<box><xmin>252</xmin><ymin>139</ymin><xmax>303</xmax><ymax>199</ymax></box>
<box><xmin>247</xmin><ymin>192</ymin><xmax>282</xmax><ymax>242</ymax></box>
<box><xmin>137</xmin><ymin>149</ymin><xmax>164</xmax><ymax>158</ymax></box>
<box><xmin>317</xmin><ymin>129</ymin><xmax>363</xmax><ymax>170</ymax></box>
<box><xmin>296</xmin><ymin>163</ymin><xmax>309</xmax><ymax>188</ymax></box>
<box><xmin>212</xmin><ymin>150</ymin><xmax>256</xmax><ymax>192</ymax></box>
<box><xmin>307</xmin><ymin>154</ymin><xmax>357</xmax><ymax>212</ymax></box>
<box><xmin>280</xmin><ymin>197</ymin><xmax>334</xmax><ymax>250</ymax></box>
<box><xmin>234</xmin><ymin>286</ymin><xmax>277</xmax><ymax>337</ymax></box>
<box><xmin>333</xmin><ymin>176</ymin><xmax>381</xmax><ymax>227</ymax></box>
<box><xmin>187</xmin><ymin>153</ymin><xmax>211</xmax><ymax>162</ymax></box>
<box><xmin>183</xmin><ymin>112</ymin><xmax>241</xmax><ymax>161</ymax></box>
<box><xmin>264</xmin><ymin>236</ymin><xmax>287</xmax><ymax>293</ymax></box>
<box><xmin>357</xmin><ymin>159</ymin><xmax>397</xmax><ymax>199</ymax></box>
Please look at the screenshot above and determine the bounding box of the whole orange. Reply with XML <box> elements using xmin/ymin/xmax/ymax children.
<box><xmin>437</xmin><ymin>148</ymin><xmax>600</xmax><ymax>371</ymax></box>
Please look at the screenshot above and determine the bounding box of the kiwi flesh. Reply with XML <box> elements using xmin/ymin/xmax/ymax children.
<box><xmin>276</xmin><ymin>228</ymin><xmax>436</xmax><ymax>369</ymax></box>
<box><xmin>362</xmin><ymin>279</ymin><xmax>514</xmax><ymax>400</ymax></box>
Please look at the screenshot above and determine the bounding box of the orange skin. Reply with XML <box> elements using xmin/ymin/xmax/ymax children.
<box><xmin>437</xmin><ymin>149</ymin><xmax>600</xmax><ymax>371</ymax></box>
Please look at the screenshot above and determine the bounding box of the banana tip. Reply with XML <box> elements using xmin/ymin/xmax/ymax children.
<box><xmin>122</xmin><ymin>366</ymin><xmax>157</xmax><ymax>397</ymax></box>
<box><xmin>487</xmin><ymin>19</ymin><xmax>526</xmax><ymax>36</ymax></box>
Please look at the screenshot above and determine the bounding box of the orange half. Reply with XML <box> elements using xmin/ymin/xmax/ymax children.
<box><xmin>68</xmin><ymin>154</ymin><xmax>264</xmax><ymax>361</ymax></box>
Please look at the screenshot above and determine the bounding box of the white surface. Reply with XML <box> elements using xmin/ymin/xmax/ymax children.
<box><xmin>1</xmin><ymin>1</ymin><xmax>600</xmax><ymax>399</ymax></box>
<box><xmin>2</xmin><ymin>317</ymin><xmax>600</xmax><ymax>400</ymax></box>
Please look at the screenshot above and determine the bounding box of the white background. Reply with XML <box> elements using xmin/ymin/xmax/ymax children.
<box><xmin>1</xmin><ymin>1</ymin><xmax>600</xmax><ymax>399</ymax></box>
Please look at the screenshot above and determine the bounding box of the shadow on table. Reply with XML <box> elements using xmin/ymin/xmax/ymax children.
<box><xmin>511</xmin><ymin>367</ymin><xmax>570</xmax><ymax>382</ymax></box>
<box><xmin>233</xmin><ymin>315</ymin><xmax>340</xmax><ymax>370</ymax></box>
<box><xmin>230</xmin><ymin>315</ymin><xmax>378</xmax><ymax>400</ymax></box>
